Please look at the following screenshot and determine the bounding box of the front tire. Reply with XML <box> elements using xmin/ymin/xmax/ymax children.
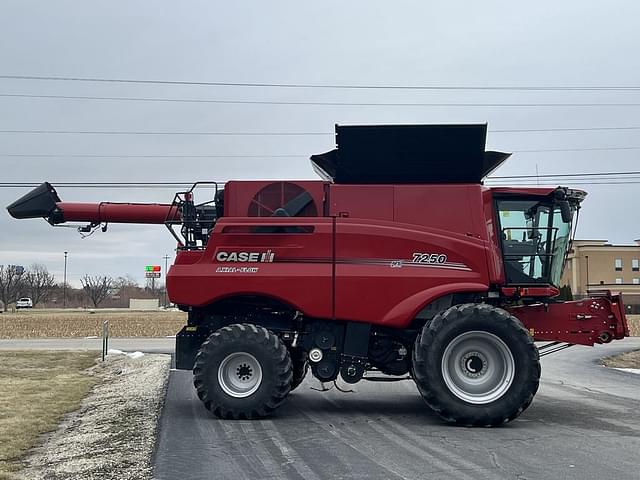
<box><xmin>413</xmin><ymin>303</ymin><xmax>540</xmax><ymax>426</ymax></box>
<box><xmin>193</xmin><ymin>323</ymin><xmax>293</xmax><ymax>419</ymax></box>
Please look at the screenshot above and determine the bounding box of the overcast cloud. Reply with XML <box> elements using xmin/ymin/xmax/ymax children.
<box><xmin>1</xmin><ymin>1</ymin><xmax>638</xmax><ymax>286</ymax></box>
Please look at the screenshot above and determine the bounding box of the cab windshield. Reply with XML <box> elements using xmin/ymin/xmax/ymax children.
<box><xmin>496</xmin><ymin>199</ymin><xmax>572</xmax><ymax>286</ymax></box>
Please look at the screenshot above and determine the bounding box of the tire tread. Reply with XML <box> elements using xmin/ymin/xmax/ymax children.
<box><xmin>193</xmin><ymin>323</ymin><xmax>292</xmax><ymax>419</ymax></box>
<box><xmin>413</xmin><ymin>303</ymin><xmax>540</xmax><ymax>427</ymax></box>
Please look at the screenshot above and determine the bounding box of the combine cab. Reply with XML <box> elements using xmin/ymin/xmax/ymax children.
<box><xmin>7</xmin><ymin>124</ymin><xmax>629</xmax><ymax>426</ymax></box>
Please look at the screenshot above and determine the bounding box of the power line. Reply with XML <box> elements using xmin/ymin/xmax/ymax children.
<box><xmin>486</xmin><ymin>180</ymin><xmax>640</xmax><ymax>186</ymax></box>
<box><xmin>10</xmin><ymin>172</ymin><xmax>640</xmax><ymax>181</ymax></box>
<box><xmin>490</xmin><ymin>171</ymin><xmax>640</xmax><ymax>179</ymax></box>
<box><xmin>3</xmin><ymin>126</ymin><xmax>640</xmax><ymax>136</ymax></box>
<box><xmin>514</xmin><ymin>146</ymin><xmax>640</xmax><ymax>153</ymax></box>
<box><xmin>0</xmin><ymin>182</ymin><xmax>206</xmax><ymax>189</ymax></box>
<box><xmin>492</xmin><ymin>126</ymin><xmax>640</xmax><ymax>133</ymax></box>
<box><xmin>0</xmin><ymin>129</ymin><xmax>330</xmax><ymax>136</ymax></box>
<box><xmin>2</xmin><ymin>146</ymin><xmax>640</xmax><ymax>158</ymax></box>
<box><xmin>4</xmin><ymin>171</ymin><xmax>640</xmax><ymax>189</ymax></box>
<box><xmin>2</xmin><ymin>181</ymin><xmax>640</xmax><ymax>188</ymax></box>
<box><xmin>3</xmin><ymin>92</ymin><xmax>640</xmax><ymax>108</ymax></box>
<box><xmin>0</xmin><ymin>153</ymin><xmax>304</xmax><ymax>158</ymax></box>
<box><xmin>2</xmin><ymin>182</ymin><xmax>208</xmax><ymax>185</ymax></box>
<box><xmin>2</xmin><ymin>74</ymin><xmax>640</xmax><ymax>91</ymax></box>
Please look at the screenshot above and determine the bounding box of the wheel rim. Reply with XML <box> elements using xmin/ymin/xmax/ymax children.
<box><xmin>218</xmin><ymin>352</ymin><xmax>263</xmax><ymax>398</ymax></box>
<box><xmin>441</xmin><ymin>331</ymin><xmax>515</xmax><ymax>404</ymax></box>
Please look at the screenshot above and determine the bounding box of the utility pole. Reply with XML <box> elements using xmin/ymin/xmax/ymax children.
<box><xmin>163</xmin><ymin>254</ymin><xmax>170</xmax><ymax>308</ymax></box>
<box><xmin>63</xmin><ymin>251</ymin><xmax>68</xmax><ymax>308</ymax></box>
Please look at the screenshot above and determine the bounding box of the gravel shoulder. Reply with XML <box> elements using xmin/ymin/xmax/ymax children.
<box><xmin>18</xmin><ymin>352</ymin><xmax>171</xmax><ymax>480</ymax></box>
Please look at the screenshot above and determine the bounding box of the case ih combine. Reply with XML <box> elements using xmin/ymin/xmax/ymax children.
<box><xmin>8</xmin><ymin>124</ymin><xmax>629</xmax><ymax>426</ymax></box>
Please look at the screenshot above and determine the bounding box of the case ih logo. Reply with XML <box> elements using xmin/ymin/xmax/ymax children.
<box><xmin>216</xmin><ymin>250</ymin><xmax>275</xmax><ymax>263</ymax></box>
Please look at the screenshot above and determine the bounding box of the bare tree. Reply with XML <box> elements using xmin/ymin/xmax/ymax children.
<box><xmin>0</xmin><ymin>265</ymin><xmax>26</xmax><ymax>311</ymax></box>
<box><xmin>114</xmin><ymin>275</ymin><xmax>138</xmax><ymax>290</ymax></box>
<box><xmin>80</xmin><ymin>275</ymin><xmax>114</xmax><ymax>308</ymax></box>
<box><xmin>24</xmin><ymin>264</ymin><xmax>56</xmax><ymax>307</ymax></box>
<box><xmin>145</xmin><ymin>277</ymin><xmax>159</xmax><ymax>293</ymax></box>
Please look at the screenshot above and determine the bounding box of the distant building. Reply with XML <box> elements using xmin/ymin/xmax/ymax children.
<box><xmin>129</xmin><ymin>298</ymin><xmax>160</xmax><ymax>310</ymax></box>
<box><xmin>561</xmin><ymin>240</ymin><xmax>640</xmax><ymax>313</ymax></box>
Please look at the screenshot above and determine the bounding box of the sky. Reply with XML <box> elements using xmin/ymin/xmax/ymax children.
<box><xmin>0</xmin><ymin>1</ymin><xmax>639</xmax><ymax>286</ymax></box>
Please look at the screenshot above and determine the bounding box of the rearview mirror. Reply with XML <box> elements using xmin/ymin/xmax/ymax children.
<box><xmin>559</xmin><ymin>200</ymin><xmax>572</xmax><ymax>223</ymax></box>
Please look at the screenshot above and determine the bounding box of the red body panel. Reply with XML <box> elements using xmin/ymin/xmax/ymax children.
<box><xmin>327</xmin><ymin>184</ymin><xmax>493</xmax><ymax>327</ymax></box>
<box><xmin>334</xmin><ymin>218</ymin><xmax>489</xmax><ymax>327</ymax></box>
<box><xmin>482</xmin><ymin>189</ymin><xmax>505</xmax><ymax>284</ymax></box>
<box><xmin>168</xmin><ymin>217</ymin><xmax>334</xmax><ymax>319</ymax></box>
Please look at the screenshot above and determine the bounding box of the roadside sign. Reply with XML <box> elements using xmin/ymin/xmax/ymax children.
<box><xmin>145</xmin><ymin>272</ymin><xmax>161</xmax><ymax>278</ymax></box>
<box><xmin>145</xmin><ymin>265</ymin><xmax>161</xmax><ymax>272</ymax></box>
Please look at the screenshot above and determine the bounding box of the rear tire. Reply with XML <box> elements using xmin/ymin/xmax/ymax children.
<box><xmin>193</xmin><ymin>323</ymin><xmax>293</xmax><ymax>419</ymax></box>
<box><xmin>413</xmin><ymin>303</ymin><xmax>540</xmax><ymax>426</ymax></box>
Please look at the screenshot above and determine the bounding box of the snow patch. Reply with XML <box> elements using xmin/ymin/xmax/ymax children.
<box><xmin>613</xmin><ymin>367</ymin><xmax>640</xmax><ymax>375</ymax></box>
<box><xmin>106</xmin><ymin>349</ymin><xmax>144</xmax><ymax>359</ymax></box>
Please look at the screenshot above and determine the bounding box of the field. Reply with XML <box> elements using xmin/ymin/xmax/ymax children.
<box><xmin>0</xmin><ymin>310</ymin><xmax>186</xmax><ymax>339</ymax></box>
<box><xmin>0</xmin><ymin>351</ymin><xmax>97</xmax><ymax>478</ymax></box>
<box><xmin>0</xmin><ymin>310</ymin><xmax>636</xmax><ymax>340</ymax></box>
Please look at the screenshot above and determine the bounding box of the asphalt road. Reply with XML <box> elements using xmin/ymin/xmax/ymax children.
<box><xmin>153</xmin><ymin>338</ymin><xmax>640</xmax><ymax>480</ymax></box>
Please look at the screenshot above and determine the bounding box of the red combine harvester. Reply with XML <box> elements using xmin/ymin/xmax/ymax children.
<box><xmin>7</xmin><ymin>124</ymin><xmax>628</xmax><ymax>426</ymax></box>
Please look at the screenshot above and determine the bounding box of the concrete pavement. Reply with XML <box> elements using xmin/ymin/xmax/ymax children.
<box><xmin>0</xmin><ymin>337</ymin><xmax>174</xmax><ymax>353</ymax></box>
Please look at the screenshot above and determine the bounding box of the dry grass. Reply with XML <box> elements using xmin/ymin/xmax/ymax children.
<box><xmin>0</xmin><ymin>351</ymin><xmax>97</xmax><ymax>478</ymax></box>
<box><xmin>0</xmin><ymin>310</ymin><xmax>186</xmax><ymax>338</ymax></box>
<box><xmin>602</xmin><ymin>349</ymin><xmax>640</xmax><ymax>369</ymax></box>
<box><xmin>627</xmin><ymin>315</ymin><xmax>640</xmax><ymax>337</ymax></box>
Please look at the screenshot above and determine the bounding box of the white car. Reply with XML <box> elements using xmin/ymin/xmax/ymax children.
<box><xmin>16</xmin><ymin>298</ymin><xmax>33</xmax><ymax>309</ymax></box>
